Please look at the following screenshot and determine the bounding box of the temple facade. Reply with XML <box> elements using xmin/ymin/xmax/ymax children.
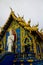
<box><xmin>0</xmin><ymin>10</ymin><xmax>43</xmax><ymax>65</ymax></box>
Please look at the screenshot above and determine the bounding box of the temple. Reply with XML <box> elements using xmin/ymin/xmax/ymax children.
<box><xmin>0</xmin><ymin>10</ymin><xmax>43</xmax><ymax>65</ymax></box>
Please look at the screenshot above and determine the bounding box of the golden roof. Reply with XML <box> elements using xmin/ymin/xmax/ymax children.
<box><xmin>10</xmin><ymin>10</ymin><xmax>38</xmax><ymax>31</ymax></box>
<box><xmin>0</xmin><ymin>9</ymin><xmax>43</xmax><ymax>41</ymax></box>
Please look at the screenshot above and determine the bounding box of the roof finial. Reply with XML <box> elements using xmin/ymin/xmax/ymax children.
<box><xmin>10</xmin><ymin>7</ymin><xmax>13</xmax><ymax>12</ymax></box>
<box><xmin>10</xmin><ymin>7</ymin><xmax>14</xmax><ymax>13</ymax></box>
<box><xmin>10</xmin><ymin>7</ymin><xmax>14</xmax><ymax>14</ymax></box>
<box><xmin>28</xmin><ymin>19</ymin><xmax>31</xmax><ymax>26</ymax></box>
<box><xmin>40</xmin><ymin>29</ymin><xmax>43</xmax><ymax>32</ymax></box>
<box><xmin>35</xmin><ymin>23</ymin><xmax>39</xmax><ymax>27</ymax></box>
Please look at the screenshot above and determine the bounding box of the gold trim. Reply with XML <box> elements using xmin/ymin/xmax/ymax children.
<box><xmin>1</xmin><ymin>10</ymin><xmax>39</xmax><ymax>34</ymax></box>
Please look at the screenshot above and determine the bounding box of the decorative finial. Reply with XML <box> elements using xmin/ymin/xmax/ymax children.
<box><xmin>28</xmin><ymin>19</ymin><xmax>31</xmax><ymax>26</ymax></box>
<box><xmin>10</xmin><ymin>7</ymin><xmax>14</xmax><ymax>14</ymax></box>
<box><xmin>35</xmin><ymin>23</ymin><xmax>39</xmax><ymax>27</ymax></box>
<box><xmin>10</xmin><ymin>7</ymin><xmax>13</xmax><ymax>11</ymax></box>
<box><xmin>22</xmin><ymin>15</ymin><xmax>24</xmax><ymax>19</ymax></box>
<box><xmin>40</xmin><ymin>29</ymin><xmax>43</xmax><ymax>32</ymax></box>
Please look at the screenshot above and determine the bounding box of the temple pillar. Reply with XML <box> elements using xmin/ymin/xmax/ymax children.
<box><xmin>32</xmin><ymin>36</ymin><xmax>37</xmax><ymax>58</ymax></box>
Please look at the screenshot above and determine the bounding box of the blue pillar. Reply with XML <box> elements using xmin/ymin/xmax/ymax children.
<box><xmin>16</xmin><ymin>28</ymin><xmax>21</xmax><ymax>53</ymax></box>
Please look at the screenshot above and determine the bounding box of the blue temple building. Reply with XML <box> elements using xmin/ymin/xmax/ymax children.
<box><xmin>0</xmin><ymin>9</ymin><xmax>43</xmax><ymax>65</ymax></box>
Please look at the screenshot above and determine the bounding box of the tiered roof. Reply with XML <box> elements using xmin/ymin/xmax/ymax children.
<box><xmin>0</xmin><ymin>10</ymin><xmax>43</xmax><ymax>41</ymax></box>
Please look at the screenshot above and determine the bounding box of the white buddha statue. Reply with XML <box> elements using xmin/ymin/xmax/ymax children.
<box><xmin>7</xmin><ymin>30</ymin><xmax>14</xmax><ymax>52</ymax></box>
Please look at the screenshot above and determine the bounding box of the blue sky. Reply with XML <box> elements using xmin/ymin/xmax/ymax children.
<box><xmin>0</xmin><ymin>0</ymin><xmax>43</xmax><ymax>30</ymax></box>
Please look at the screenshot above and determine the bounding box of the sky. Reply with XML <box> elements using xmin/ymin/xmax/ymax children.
<box><xmin>0</xmin><ymin>0</ymin><xmax>43</xmax><ymax>30</ymax></box>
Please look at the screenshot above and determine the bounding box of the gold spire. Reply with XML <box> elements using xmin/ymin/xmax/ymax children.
<box><xmin>28</xmin><ymin>19</ymin><xmax>31</xmax><ymax>26</ymax></box>
<box><xmin>35</xmin><ymin>23</ymin><xmax>39</xmax><ymax>27</ymax></box>
<box><xmin>10</xmin><ymin>7</ymin><xmax>15</xmax><ymax>15</ymax></box>
<box><xmin>40</xmin><ymin>29</ymin><xmax>43</xmax><ymax>34</ymax></box>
